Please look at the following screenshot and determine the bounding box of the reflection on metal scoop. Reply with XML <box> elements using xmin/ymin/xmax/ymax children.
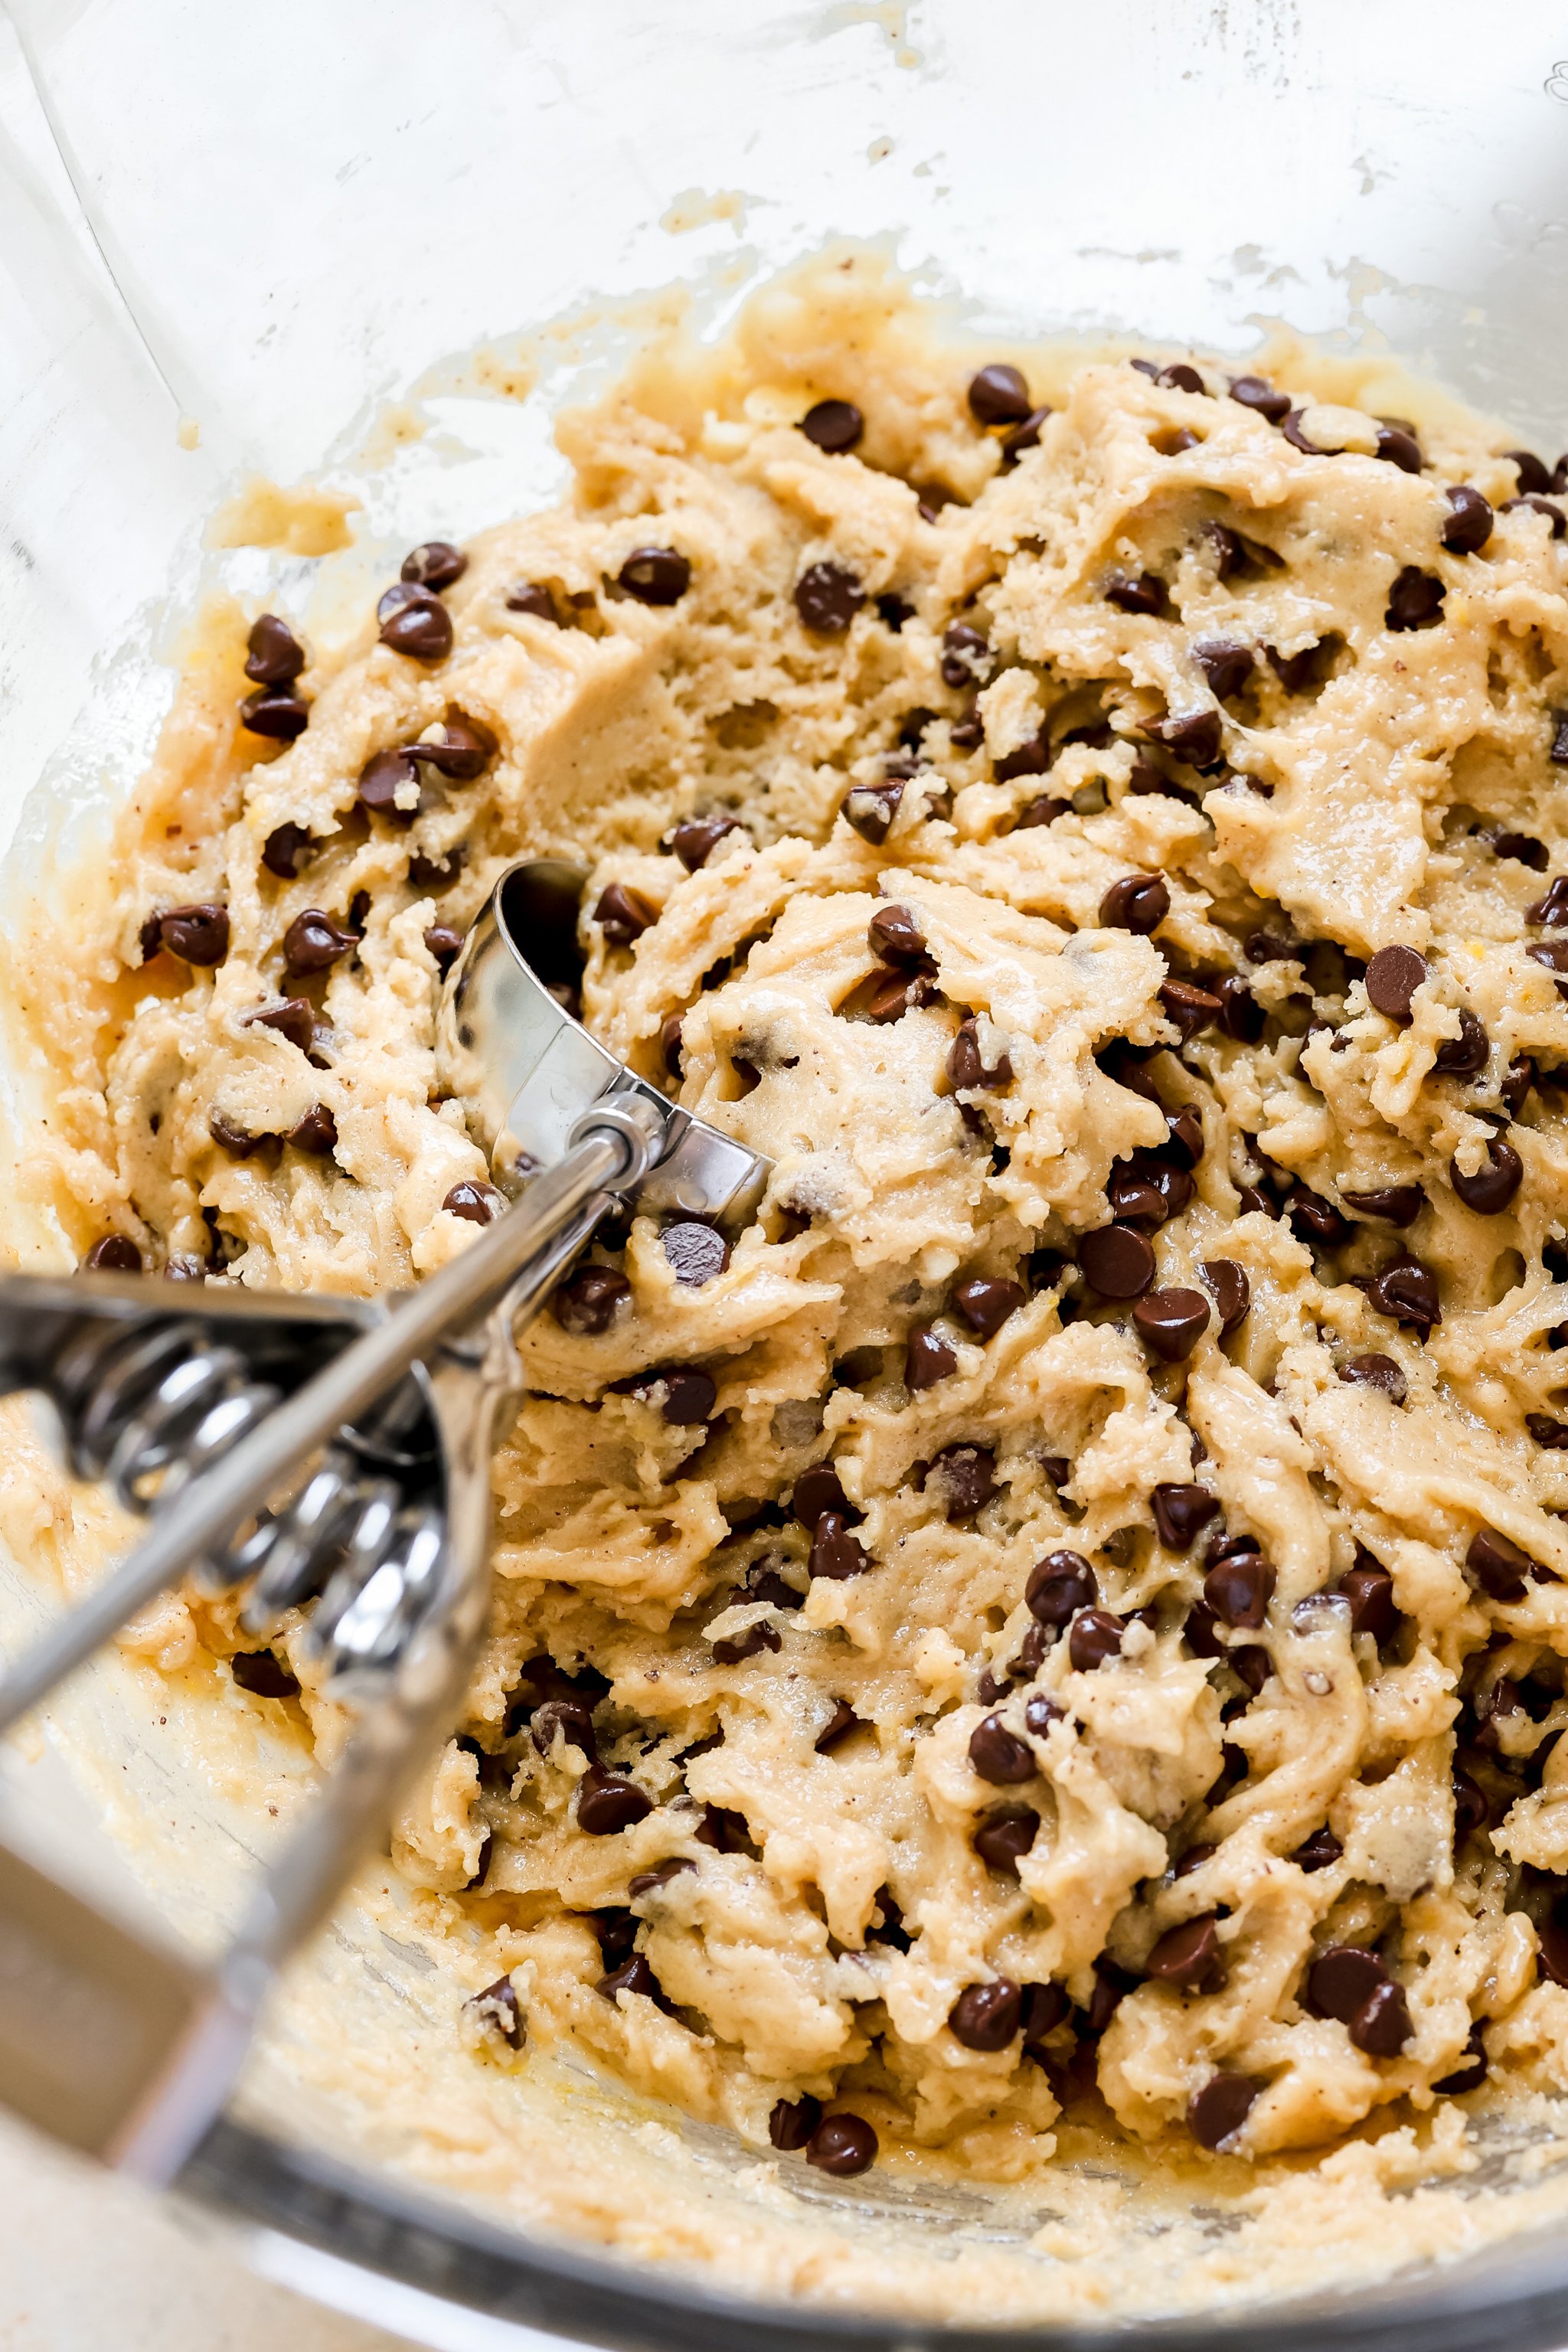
<box><xmin>439</xmin><ymin>858</ymin><xmax>766</xmax><ymax>1223</ymax></box>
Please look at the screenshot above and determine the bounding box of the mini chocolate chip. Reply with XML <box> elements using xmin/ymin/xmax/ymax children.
<box><xmin>1027</xmin><ymin>1551</ymin><xmax>1097</xmax><ymax>1627</ymax></box>
<box><xmin>160</xmin><ymin>903</ymin><xmax>229</xmax><ymax>965</ymax></box>
<box><xmin>1342</xmin><ymin>1184</ymin><xmax>1423</xmax><ymax>1228</ymax></box>
<box><xmin>443</xmin><ymin>1179</ymin><xmax>504</xmax><ymax>1224</ymax></box>
<box><xmin>1145</xmin><ymin>1913</ymin><xmax>1226</xmax><ymax>1994</ymax></box>
<box><xmin>1069</xmin><ymin>1609</ymin><xmax>1125</xmax><ymax>1671</ymax></box>
<box><xmin>969</xmin><ymin>1713</ymin><xmax>1035</xmax><ymax>1785</ymax></box>
<box><xmin>952</xmin><ymin>1276</ymin><xmax>1024</xmax><ymax>1338</ymax></box>
<box><xmin>806</xmin><ymin>2113</ymin><xmax>877</xmax><ymax>2176</ymax></box>
<box><xmin>1339</xmin><ymin>1352</ymin><xmax>1406</xmax><ymax>1404</ymax></box>
<box><xmin>793</xmin><ymin>1465</ymin><xmax>851</xmax><ymax>1528</ymax></box>
<box><xmin>1151</xmin><ymin>710</ymin><xmax>1222</xmax><ymax>766</ymax></box>
<box><xmin>1442</xmin><ymin>485</ymin><xmax>1494</xmax><ymax>554</ymax></box>
<box><xmin>905</xmin><ymin>1323</ymin><xmax>958</xmax><ymax>1389</ymax></box>
<box><xmin>243</xmin><ymin>996</ymin><xmax>315</xmax><ymax>1053</ymax></box>
<box><xmin>1340</xmin><ymin>1560</ymin><xmax>1398</xmax><ymax>1641</ymax></box>
<box><xmin>1152</xmin><ymin>1484</ymin><xmax>1220</xmax><ymax>1550</ymax></box>
<box><xmin>800</xmin><ymin>398</ymin><xmax>864</xmax><ymax>452</ymax></box>
<box><xmin>1431</xmin><ymin>1008</ymin><xmax>1489</xmax><ymax>1080</ymax></box>
<box><xmin>928</xmin><ymin>1443</ymin><xmax>996</xmax><ymax>1520</ymax></box>
<box><xmin>1450</xmin><ymin>1135</ymin><xmax>1523</xmax><ymax>1215</ymax></box>
<box><xmin>261</xmin><ymin>822</ymin><xmax>313</xmax><ymax>879</ymax></box>
<box><xmin>1204</xmin><ymin>1550</ymin><xmax>1275</xmax><ymax>1630</ymax></box>
<box><xmin>672</xmin><ymin>814</ymin><xmax>741</xmax><ymax>871</ymax></box>
<box><xmin>1229</xmin><ymin>375</ymin><xmax>1291</xmax><ymax>421</ymax></box>
<box><xmin>1351</xmin><ymin>1978</ymin><xmax>1413</xmax><ymax>2057</ymax></box>
<box><xmin>577</xmin><ymin>1769</ymin><xmax>653</xmax><ymax>1835</ymax></box>
<box><xmin>1105</xmin><ymin>570</ymin><xmax>1168</xmax><ymax>616</ymax></box>
<box><xmin>794</xmin><ymin>562</ymin><xmax>865</xmax><ymax>635</ymax></box>
<box><xmin>426</xmin><ymin>923</ymin><xmax>465</xmax><ymax>973</ymax></box>
<box><xmin>810</xmin><ymin>1512</ymin><xmax>871</xmax><ymax>1580</ymax></box>
<box><xmin>378</xmin><ymin>583</ymin><xmax>454</xmax><ymax>659</ymax></box>
<box><xmin>869</xmin><ymin>903</ymin><xmax>930</xmax><ymax>966</ymax></box>
<box><xmin>1099</xmin><ymin>873</ymin><xmax>1171</xmax><ymax>934</ymax></box>
<box><xmin>1385</xmin><ymin>566</ymin><xmax>1446</xmax><ymax>632</ymax></box>
<box><xmin>1365</xmin><ymin>943</ymin><xmax>1428</xmax><ymax>1022</ymax></box>
<box><xmin>1133</xmin><ymin>1286</ymin><xmax>1211</xmax><ymax>1363</ymax></box>
<box><xmin>1466</xmin><ymin>1527</ymin><xmax>1533</xmax><ymax>1602</ymax></box>
<box><xmin>85</xmin><ymin>1235</ymin><xmax>142</xmax><ymax>1273</ymax></box>
<box><xmin>1307</xmin><ymin>1944</ymin><xmax>1386</xmax><ymax>2023</ymax></box>
<box><xmin>1158</xmin><ymin>978</ymin><xmax>1223</xmax><ymax>1040</ymax></box>
<box><xmin>949</xmin><ymin>1978</ymin><xmax>1023</xmax><ymax>2050</ymax></box>
<box><xmin>841</xmin><ymin>779</ymin><xmax>903</xmax><ymax>844</ymax></box>
<box><xmin>968</xmin><ymin>364</ymin><xmax>1031</xmax><ymax>425</ymax></box>
<box><xmin>401</xmin><ymin>541</ymin><xmax>466</xmax><ymax>590</ymax></box>
<box><xmin>947</xmin><ymin>1015</ymin><xmax>1012</xmax><ymax>1093</ymax></box>
<box><xmin>1187</xmin><ymin>2073</ymin><xmax>1257</xmax><ymax>2150</ymax></box>
<box><xmin>1200</xmin><ymin>1259</ymin><xmax>1250</xmax><ymax>1334</ymax></box>
<box><xmin>283</xmin><ymin>908</ymin><xmax>357</xmax><ymax>975</ymax></box>
<box><xmin>245</xmin><ymin>612</ymin><xmax>305</xmax><ymax>684</ymax></box>
<box><xmin>662</xmin><ymin>1221</ymin><xmax>729</xmax><ymax>1285</ymax></box>
<box><xmin>594</xmin><ymin>882</ymin><xmax>658</xmax><ymax>947</ymax></box>
<box><xmin>973</xmin><ymin>1805</ymin><xmax>1038</xmax><ymax>1870</ymax></box>
<box><xmin>240</xmin><ymin>687</ymin><xmax>309</xmax><ymax>739</ymax></box>
<box><xmin>769</xmin><ymin>2094</ymin><xmax>824</xmax><ymax>2151</ymax></box>
<box><xmin>1080</xmin><ymin>1223</ymin><xmax>1155</xmax><ymax>1299</ymax></box>
<box><xmin>288</xmin><ymin>1105</ymin><xmax>338</xmax><ymax>1157</ymax></box>
<box><xmin>506</xmin><ymin>581</ymin><xmax>560</xmax><ymax>621</ymax></box>
<box><xmin>619</xmin><ymin>547</ymin><xmax>691</xmax><ymax>605</ymax></box>
<box><xmin>552</xmin><ymin>1266</ymin><xmax>632</xmax><ymax>1335</ymax></box>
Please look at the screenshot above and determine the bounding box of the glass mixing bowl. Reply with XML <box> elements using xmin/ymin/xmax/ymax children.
<box><xmin>5</xmin><ymin>5</ymin><xmax>1568</xmax><ymax>2345</ymax></box>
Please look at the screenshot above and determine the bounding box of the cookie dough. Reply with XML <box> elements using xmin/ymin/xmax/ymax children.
<box><xmin>18</xmin><ymin>259</ymin><xmax>1568</xmax><ymax>2199</ymax></box>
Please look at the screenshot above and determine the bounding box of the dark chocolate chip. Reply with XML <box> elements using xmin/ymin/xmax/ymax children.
<box><xmin>356</xmin><ymin>747</ymin><xmax>421</xmax><ymax>824</ymax></box>
<box><xmin>1069</xmin><ymin>1609</ymin><xmax>1125</xmax><ymax>1671</ymax></box>
<box><xmin>408</xmin><ymin>847</ymin><xmax>466</xmax><ymax>893</ymax></box>
<box><xmin>1441</xmin><ymin>485</ymin><xmax>1494</xmax><ymax>554</ymax></box>
<box><xmin>466</xmin><ymin>1975</ymin><xmax>524</xmax><ymax>2047</ymax></box>
<box><xmin>1431</xmin><ymin>1008</ymin><xmax>1489</xmax><ymax>1078</ymax></box>
<box><xmin>403</xmin><ymin>718</ymin><xmax>491</xmax><ymax>779</ymax></box>
<box><xmin>949</xmin><ymin>1978</ymin><xmax>1023</xmax><ymax>2050</ymax></box>
<box><xmin>1157</xmin><ymin>979</ymin><xmax>1223</xmax><ymax>1044</ymax></box>
<box><xmin>532</xmin><ymin>1697</ymin><xmax>597</xmax><ymax>1759</ymax></box>
<box><xmin>1339</xmin><ymin>1352</ymin><xmax>1406</xmax><ymax>1404</ymax></box>
<box><xmin>1340</xmin><ymin>1559</ymin><xmax>1398</xmax><ymax>1642</ymax></box>
<box><xmin>952</xmin><ymin>1277</ymin><xmax>1024</xmax><ymax>1338</ymax></box>
<box><xmin>1351</xmin><ymin>1978</ymin><xmax>1413</xmax><ymax>2057</ymax></box>
<box><xmin>927</xmin><ymin>1443</ymin><xmax>996</xmax><ymax>1520</ymax></box>
<box><xmin>947</xmin><ymin>1015</ymin><xmax>1012</xmax><ymax>1093</ymax></box>
<box><xmin>1099</xmin><ymin>873</ymin><xmax>1171</xmax><ymax>934</ymax></box>
<box><xmin>1214</xmin><ymin>975</ymin><xmax>1264</xmax><ymax>1042</ymax></box>
<box><xmin>1342</xmin><ymin>1184</ymin><xmax>1423</xmax><ymax>1228</ymax></box>
<box><xmin>794</xmin><ymin>562</ymin><xmax>865</xmax><ymax>635</ymax></box>
<box><xmin>1133</xmin><ymin>1286</ymin><xmax>1212</xmax><ymax>1364</ymax></box>
<box><xmin>1152</xmin><ymin>1484</ymin><xmax>1220</xmax><ymax>1550</ymax></box>
<box><xmin>1156</xmin><ymin>361</ymin><xmax>1206</xmax><ymax>394</ymax></box>
<box><xmin>597</xmin><ymin>1953</ymin><xmax>664</xmax><ymax>2006</ymax></box>
<box><xmin>1174</xmin><ymin>1842</ymin><xmax>1218</xmax><ymax>1880</ymax></box>
<box><xmin>160</xmin><ymin>903</ymin><xmax>229</xmax><ymax>965</ymax></box>
<box><xmin>672</xmin><ymin>814</ymin><xmax>741</xmax><ymax>871</ymax></box>
<box><xmin>813</xmin><ymin>1699</ymin><xmax>861</xmax><ymax>1753</ymax></box>
<box><xmin>1105</xmin><ymin>570</ymin><xmax>1168</xmax><ymax>616</ymax></box>
<box><xmin>443</xmin><ymin>1179</ymin><xmax>503</xmax><ymax>1224</ymax></box>
<box><xmin>969</xmin><ymin>1713</ymin><xmax>1036</xmax><ymax>1785</ymax></box>
<box><xmin>1086</xmin><ymin>1956</ymin><xmax>1137</xmax><ymax>2034</ymax></box>
<box><xmin>905</xmin><ymin>1323</ymin><xmax>959</xmax><ymax>1389</ymax></box>
<box><xmin>628</xmin><ymin>1859</ymin><xmax>695</xmax><ymax>1905</ymax></box>
<box><xmin>1449</xmin><ymin>1135</ymin><xmax>1523</xmax><ymax>1215</ymax></box>
<box><xmin>1375</xmin><ymin>425</ymin><xmax>1423</xmax><ymax>472</ymax></box>
<box><xmin>968</xmin><ymin>364</ymin><xmax>1031</xmax><ymax>425</ymax></box>
<box><xmin>1433</xmin><ymin>2024</ymin><xmax>1489</xmax><ymax>2096</ymax></box>
<box><xmin>378</xmin><ymin>583</ymin><xmax>454</xmax><ymax>659</ymax></box>
<box><xmin>1080</xmin><ymin>1223</ymin><xmax>1155</xmax><ymax>1299</ymax></box>
<box><xmin>1527</xmin><ymin>1413</ymin><xmax>1568</xmax><ymax>1449</ymax></box>
<box><xmin>288</xmin><ymin>1105</ymin><xmax>338</xmax><ymax>1157</ymax></box>
<box><xmin>662</xmin><ymin>1221</ymin><xmax>729</xmax><ymax>1285</ymax></box>
<box><xmin>806</xmin><ymin>2113</ymin><xmax>877</xmax><ymax>2176</ymax></box>
<box><xmin>208</xmin><ymin>1112</ymin><xmax>266</xmax><ymax>1157</ymax></box>
<box><xmin>426</xmin><ymin>923</ymin><xmax>465</xmax><ymax>974</ymax></box>
<box><xmin>1027</xmin><ymin>1553</ymin><xmax>1096</xmax><ymax>1631</ymax></box>
<box><xmin>711</xmin><ymin>1621</ymin><xmax>782</xmax><ymax>1665</ymax></box>
<box><xmin>1228</xmin><ymin>376</ymin><xmax>1291</xmax><ymax>422</ymax></box>
<box><xmin>245</xmin><ymin>612</ymin><xmax>305</xmax><ymax>684</ymax></box>
<box><xmin>1204</xmin><ymin>1551</ymin><xmax>1275</xmax><ymax>1630</ymax></box>
<box><xmin>659</xmin><ymin>1012</ymin><xmax>684</xmax><ymax>1079</ymax></box>
<box><xmin>243</xmin><ymin>996</ymin><xmax>315</xmax><ymax>1053</ymax></box>
<box><xmin>1293</xmin><ymin>1827</ymin><xmax>1343</xmax><ymax>1873</ymax></box>
<box><xmin>1014</xmin><ymin>793</ymin><xmax>1070</xmax><ymax>830</ymax></box>
<box><xmin>973</xmin><ymin>1805</ymin><xmax>1039</xmax><ymax>1870</ymax></box>
<box><xmin>619</xmin><ymin>547</ymin><xmax>691</xmax><ymax>605</ymax></box>
<box><xmin>1484</xmin><ymin>829</ymin><xmax>1547</xmax><ymax>871</ymax></box>
<box><xmin>658</xmin><ymin>1367</ymin><xmax>717</xmax><ymax>1426</ymax></box>
<box><xmin>1465</xmin><ymin>1527</ymin><xmax>1533</xmax><ymax>1602</ymax></box>
<box><xmin>230</xmin><ymin>1649</ymin><xmax>299</xmax><ymax>1698</ymax></box>
<box><xmin>283</xmin><ymin>908</ymin><xmax>358</xmax><ymax>975</ymax></box>
<box><xmin>1506</xmin><ymin>449</ymin><xmax>1551</xmax><ymax>495</ymax></box>
<box><xmin>1145</xmin><ymin>1913</ymin><xmax>1226</xmax><ymax>1994</ymax></box>
<box><xmin>1020</xmin><ymin>1981</ymin><xmax>1071</xmax><ymax>2053</ymax></box>
<box><xmin>1365</xmin><ymin>943</ymin><xmax>1429</xmax><ymax>1022</ymax></box>
<box><xmin>1200</xmin><ymin>1259</ymin><xmax>1250</xmax><ymax>1334</ymax></box>
<box><xmin>551</xmin><ymin>1265</ymin><xmax>632</xmax><ymax>1335</ymax></box>
<box><xmin>841</xmin><ymin>779</ymin><xmax>903</xmax><ymax>844</ymax></box>
<box><xmin>800</xmin><ymin>399</ymin><xmax>864</xmax><ymax>452</ymax></box>
<box><xmin>1501</xmin><ymin>493</ymin><xmax>1567</xmax><ymax>536</ymax></box>
<box><xmin>793</xmin><ymin>1465</ymin><xmax>851</xmax><ymax>1528</ymax></box>
<box><xmin>1267</xmin><ymin>640</ymin><xmax>1326</xmax><ymax>693</ymax></box>
<box><xmin>769</xmin><ymin>2094</ymin><xmax>824</xmax><ymax>2150</ymax></box>
<box><xmin>261</xmin><ymin>822</ymin><xmax>314</xmax><ymax>880</ymax></box>
<box><xmin>1001</xmin><ymin>406</ymin><xmax>1052</xmax><ymax>463</ymax></box>
<box><xmin>1385</xmin><ymin>566</ymin><xmax>1446</xmax><ymax>632</ymax></box>
<box><xmin>868</xmin><ymin>904</ymin><xmax>930</xmax><ymax>968</ymax></box>
<box><xmin>594</xmin><ymin>882</ymin><xmax>658</xmax><ymax>947</ymax></box>
<box><xmin>1452</xmin><ymin>1769</ymin><xmax>1489</xmax><ymax>1839</ymax></box>
<box><xmin>84</xmin><ymin>1235</ymin><xmax>142</xmax><ymax>1273</ymax></box>
<box><xmin>810</xmin><ymin>1512</ymin><xmax>871</xmax><ymax>1581</ymax></box>
<box><xmin>506</xmin><ymin>581</ymin><xmax>560</xmax><ymax>621</ymax></box>
<box><xmin>1307</xmin><ymin>1944</ymin><xmax>1386</xmax><ymax>2023</ymax></box>
<box><xmin>577</xmin><ymin>1769</ymin><xmax>653</xmax><ymax>1836</ymax></box>
<box><xmin>1365</xmin><ymin>1252</ymin><xmax>1441</xmax><ymax>1333</ymax></box>
<box><xmin>1150</xmin><ymin>709</ymin><xmax>1222</xmax><ymax>766</ymax></box>
<box><xmin>1024</xmin><ymin>1692</ymin><xmax>1063</xmax><ymax>1737</ymax></box>
<box><xmin>1528</xmin><ymin>876</ymin><xmax>1568</xmax><ymax>927</ymax></box>
<box><xmin>1187</xmin><ymin>2072</ymin><xmax>1257</xmax><ymax>2149</ymax></box>
<box><xmin>401</xmin><ymin>541</ymin><xmax>466</xmax><ymax>590</ymax></box>
<box><xmin>240</xmin><ymin>687</ymin><xmax>309</xmax><ymax>739</ymax></box>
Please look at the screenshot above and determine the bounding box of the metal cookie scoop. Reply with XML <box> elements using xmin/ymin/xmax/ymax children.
<box><xmin>0</xmin><ymin>859</ymin><xmax>769</xmax><ymax>2178</ymax></box>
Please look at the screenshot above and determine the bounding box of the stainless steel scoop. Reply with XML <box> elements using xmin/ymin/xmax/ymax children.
<box><xmin>0</xmin><ymin>858</ymin><xmax>769</xmax><ymax>2179</ymax></box>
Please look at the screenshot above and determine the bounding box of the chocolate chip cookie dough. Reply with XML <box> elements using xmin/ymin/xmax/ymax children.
<box><xmin>18</xmin><ymin>256</ymin><xmax>1568</xmax><ymax>2201</ymax></box>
